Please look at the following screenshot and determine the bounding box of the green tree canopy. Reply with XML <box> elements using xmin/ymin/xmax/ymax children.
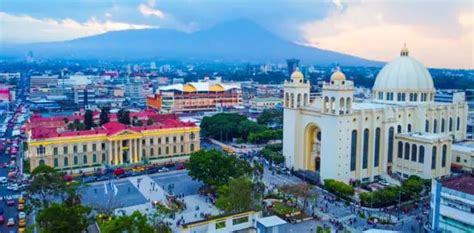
<box><xmin>257</xmin><ymin>109</ymin><xmax>283</xmax><ymax>126</ymax></box>
<box><xmin>99</xmin><ymin>107</ymin><xmax>110</xmax><ymax>126</ymax></box>
<box><xmin>84</xmin><ymin>109</ymin><xmax>94</xmax><ymax>130</ymax></box>
<box><xmin>323</xmin><ymin>179</ymin><xmax>355</xmax><ymax>197</ymax></box>
<box><xmin>37</xmin><ymin>203</ymin><xmax>91</xmax><ymax>233</ymax></box>
<box><xmin>401</xmin><ymin>175</ymin><xmax>425</xmax><ymax>199</ymax></box>
<box><xmin>101</xmin><ymin>211</ymin><xmax>158</xmax><ymax>233</ymax></box>
<box><xmin>187</xmin><ymin>149</ymin><xmax>252</xmax><ymax>187</ymax></box>
<box><xmin>117</xmin><ymin>109</ymin><xmax>131</xmax><ymax>125</ymax></box>
<box><xmin>216</xmin><ymin>176</ymin><xmax>262</xmax><ymax>213</ymax></box>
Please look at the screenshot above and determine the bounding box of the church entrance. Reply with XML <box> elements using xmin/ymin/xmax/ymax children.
<box><xmin>304</xmin><ymin>123</ymin><xmax>321</xmax><ymax>171</ymax></box>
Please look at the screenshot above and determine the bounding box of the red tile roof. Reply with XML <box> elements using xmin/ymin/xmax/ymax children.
<box><xmin>441</xmin><ymin>174</ymin><xmax>474</xmax><ymax>195</ymax></box>
<box><xmin>29</xmin><ymin>110</ymin><xmax>196</xmax><ymax>140</ymax></box>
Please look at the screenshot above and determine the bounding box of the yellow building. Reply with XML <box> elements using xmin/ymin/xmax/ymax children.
<box><xmin>26</xmin><ymin>111</ymin><xmax>200</xmax><ymax>173</ymax></box>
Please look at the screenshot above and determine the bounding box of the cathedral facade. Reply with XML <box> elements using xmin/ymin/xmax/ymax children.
<box><xmin>283</xmin><ymin>47</ymin><xmax>469</xmax><ymax>184</ymax></box>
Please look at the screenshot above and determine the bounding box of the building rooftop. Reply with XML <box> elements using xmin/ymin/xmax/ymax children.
<box><xmin>28</xmin><ymin>110</ymin><xmax>197</xmax><ymax>140</ymax></box>
<box><xmin>452</xmin><ymin>140</ymin><xmax>474</xmax><ymax>153</ymax></box>
<box><xmin>257</xmin><ymin>215</ymin><xmax>287</xmax><ymax>227</ymax></box>
<box><xmin>398</xmin><ymin>132</ymin><xmax>450</xmax><ymax>141</ymax></box>
<box><xmin>440</xmin><ymin>175</ymin><xmax>474</xmax><ymax>196</ymax></box>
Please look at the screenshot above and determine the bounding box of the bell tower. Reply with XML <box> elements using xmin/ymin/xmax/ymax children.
<box><xmin>322</xmin><ymin>68</ymin><xmax>354</xmax><ymax>115</ymax></box>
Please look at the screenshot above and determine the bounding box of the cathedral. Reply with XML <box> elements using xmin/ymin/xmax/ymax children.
<box><xmin>283</xmin><ymin>46</ymin><xmax>469</xmax><ymax>184</ymax></box>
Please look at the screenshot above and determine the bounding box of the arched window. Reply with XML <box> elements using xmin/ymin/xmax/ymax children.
<box><xmin>150</xmin><ymin>148</ymin><xmax>154</xmax><ymax>156</ymax></box>
<box><xmin>425</xmin><ymin>120</ymin><xmax>429</xmax><ymax>132</ymax></box>
<box><xmin>398</xmin><ymin>141</ymin><xmax>403</xmax><ymax>158</ymax></box>
<box><xmin>158</xmin><ymin>147</ymin><xmax>162</xmax><ymax>155</ymax></box>
<box><xmin>413</xmin><ymin>93</ymin><xmax>417</xmax><ymax>101</ymax></box>
<box><xmin>181</xmin><ymin>145</ymin><xmax>184</xmax><ymax>153</ymax></box>
<box><xmin>407</xmin><ymin>124</ymin><xmax>412</xmax><ymax>132</ymax></box>
<box><xmin>449</xmin><ymin>117</ymin><xmax>453</xmax><ymax>131</ymax></box>
<box><xmin>397</xmin><ymin>125</ymin><xmax>402</xmax><ymax>133</ymax></box>
<box><xmin>304</xmin><ymin>93</ymin><xmax>308</xmax><ymax>106</ymax></box>
<box><xmin>83</xmin><ymin>155</ymin><xmax>87</xmax><ymax>164</ymax></box>
<box><xmin>433</xmin><ymin>119</ymin><xmax>438</xmax><ymax>133</ymax></box>
<box><xmin>404</xmin><ymin>143</ymin><xmax>410</xmax><ymax>160</ymax></box>
<box><xmin>64</xmin><ymin>157</ymin><xmax>69</xmax><ymax>166</ymax></box>
<box><xmin>285</xmin><ymin>93</ymin><xmax>289</xmax><ymax>108</ymax></box>
<box><xmin>297</xmin><ymin>93</ymin><xmax>302</xmax><ymax>107</ymax></box>
<box><xmin>173</xmin><ymin>145</ymin><xmax>177</xmax><ymax>154</ymax></box>
<box><xmin>431</xmin><ymin>146</ymin><xmax>437</xmax><ymax>169</ymax></box>
<box><xmin>419</xmin><ymin>146</ymin><xmax>425</xmax><ymax>164</ymax></box>
<box><xmin>93</xmin><ymin>154</ymin><xmax>97</xmax><ymax>163</ymax></box>
<box><xmin>388</xmin><ymin>127</ymin><xmax>394</xmax><ymax>163</ymax></box>
<box><xmin>290</xmin><ymin>93</ymin><xmax>294</xmax><ymax>108</ymax></box>
<box><xmin>442</xmin><ymin>145</ymin><xmax>447</xmax><ymax>167</ymax></box>
<box><xmin>165</xmin><ymin>147</ymin><xmax>169</xmax><ymax>154</ymax></box>
<box><xmin>411</xmin><ymin>144</ymin><xmax>417</xmax><ymax>162</ymax></box>
<box><xmin>54</xmin><ymin>158</ymin><xmax>58</xmax><ymax>167</ymax></box>
<box><xmin>409</xmin><ymin>93</ymin><xmax>414</xmax><ymax>101</ymax></box>
<box><xmin>190</xmin><ymin>144</ymin><xmax>195</xmax><ymax>152</ymax></box>
<box><xmin>346</xmin><ymin>97</ymin><xmax>352</xmax><ymax>113</ymax></box>
<box><xmin>374</xmin><ymin>128</ymin><xmax>381</xmax><ymax>167</ymax></box>
<box><xmin>350</xmin><ymin>130</ymin><xmax>357</xmax><ymax>171</ymax></box>
<box><xmin>74</xmin><ymin>156</ymin><xmax>78</xmax><ymax>165</ymax></box>
<box><xmin>362</xmin><ymin>129</ymin><xmax>369</xmax><ymax>169</ymax></box>
<box><xmin>457</xmin><ymin>117</ymin><xmax>460</xmax><ymax>131</ymax></box>
<box><xmin>441</xmin><ymin>119</ymin><xmax>445</xmax><ymax>133</ymax></box>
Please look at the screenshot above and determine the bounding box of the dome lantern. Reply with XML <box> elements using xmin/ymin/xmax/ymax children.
<box><xmin>330</xmin><ymin>67</ymin><xmax>346</xmax><ymax>81</ymax></box>
<box><xmin>290</xmin><ymin>68</ymin><xmax>304</xmax><ymax>83</ymax></box>
<box><xmin>400</xmin><ymin>43</ymin><xmax>409</xmax><ymax>56</ymax></box>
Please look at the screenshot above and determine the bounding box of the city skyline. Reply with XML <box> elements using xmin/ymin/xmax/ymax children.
<box><xmin>0</xmin><ymin>0</ymin><xmax>473</xmax><ymax>69</ymax></box>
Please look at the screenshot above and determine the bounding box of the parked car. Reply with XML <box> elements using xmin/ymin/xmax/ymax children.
<box><xmin>0</xmin><ymin>177</ymin><xmax>8</xmax><ymax>183</ymax></box>
<box><xmin>7</xmin><ymin>198</ymin><xmax>15</xmax><ymax>206</ymax></box>
<box><xmin>7</xmin><ymin>218</ymin><xmax>14</xmax><ymax>227</ymax></box>
<box><xmin>158</xmin><ymin>167</ymin><xmax>169</xmax><ymax>173</ymax></box>
<box><xmin>18</xmin><ymin>212</ymin><xmax>26</xmax><ymax>220</ymax></box>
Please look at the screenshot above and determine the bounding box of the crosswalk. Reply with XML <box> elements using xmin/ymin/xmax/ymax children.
<box><xmin>0</xmin><ymin>194</ymin><xmax>21</xmax><ymax>200</ymax></box>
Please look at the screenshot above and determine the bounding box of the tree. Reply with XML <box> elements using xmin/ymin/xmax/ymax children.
<box><xmin>257</xmin><ymin>109</ymin><xmax>283</xmax><ymax>126</ymax></box>
<box><xmin>279</xmin><ymin>183</ymin><xmax>316</xmax><ymax>207</ymax></box>
<box><xmin>37</xmin><ymin>203</ymin><xmax>91</xmax><ymax>233</ymax></box>
<box><xmin>323</xmin><ymin>179</ymin><xmax>354</xmax><ymax>197</ymax></box>
<box><xmin>99</xmin><ymin>107</ymin><xmax>110</xmax><ymax>125</ymax></box>
<box><xmin>216</xmin><ymin>177</ymin><xmax>261</xmax><ymax>213</ymax></box>
<box><xmin>84</xmin><ymin>110</ymin><xmax>94</xmax><ymax>130</ymax></box>
<box><xmin>187</xmin><ymin>149</ymin><xmax>252</xmax><ymax>187</ymax></box>
<box><xmin>146</xmin><ymin>118</ymin><xmax>154</xmax><ymax>126</ymax></box>
<box><xmin>237</xmin><ymin>120</ymin><xmax>266</xmax><ymax>141</ymax></box>
<box><xmin>101</xmin><ymin>211</ymin><xmax>157</xmax><ymax>233</ymax></box>
<box><xmin>402</xmin><ymin>175</ymin><xmax>424</xmax><ymax>199</ymax></box>
<box><xmin>117</xmin><ymin>109</ymin><xmax>131</xmax><ymax>125</ymax></box>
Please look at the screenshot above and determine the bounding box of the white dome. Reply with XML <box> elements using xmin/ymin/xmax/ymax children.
<box><xmin>373</xmin><ymin>56</ymin><xmax>435</xmax><ymax>92</ymax></box>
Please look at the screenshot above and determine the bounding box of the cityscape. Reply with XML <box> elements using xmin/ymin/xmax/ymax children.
<box><xmin>0</xmin><ymin>1</ymin><xmax>473</xmax><ymax>233</ymax></box>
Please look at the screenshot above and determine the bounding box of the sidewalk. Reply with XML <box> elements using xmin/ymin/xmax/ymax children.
<box><xmin>127</xmin><ymin>175</ymin><xmax>167</xmax><ymax>203</ymax></box>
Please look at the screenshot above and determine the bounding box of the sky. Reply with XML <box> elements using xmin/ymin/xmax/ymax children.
<box><xmin>0</xmin><ymin>0</ymin><xmax>472</xmax><ymax>69</ymax></box>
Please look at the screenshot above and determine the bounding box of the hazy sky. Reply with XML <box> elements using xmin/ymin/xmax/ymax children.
<box><xmin>0</xmin><ymin>0</ymin><xmax>472</xmax><ymax>68</ymax></box>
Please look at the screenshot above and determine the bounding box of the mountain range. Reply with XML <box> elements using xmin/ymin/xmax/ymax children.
<box><xmin>2</xmin><ymin>19</ymin><xmax>382</xmax><ymax>66</ymax></box>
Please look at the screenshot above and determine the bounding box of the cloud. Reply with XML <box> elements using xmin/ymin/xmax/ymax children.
<box><xmin>300</xmin><ymin>1</ymin><xmax>473</xmax><ymax>69</ymax></box>
<box><xmin>0</xmin><ymin>12</ymin><xmax>154</xmax><ymax>43</ymax></box>
<box><xmin>138</xmin><ymin>0</ymin><xmax>165</xmax><ymax>19</ymax></box>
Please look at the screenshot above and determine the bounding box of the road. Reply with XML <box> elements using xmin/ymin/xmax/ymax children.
<box><xmin>0</xmin><ymin>73</ymin><xmax>28</xmax><ymax>232</ymax></box>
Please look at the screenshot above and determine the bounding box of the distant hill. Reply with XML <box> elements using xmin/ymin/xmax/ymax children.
<box><xmin>2</xmin><ymin>19</ymin><xmax>382</xmax><ymax>66</ymax></box>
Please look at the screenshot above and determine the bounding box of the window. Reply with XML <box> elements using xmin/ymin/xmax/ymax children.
<box><xmin>457</xmin><ymin>117</ymin><xmax>460</xmax><ymax>131</ymax></box>
<box><xmin>64</xmin><ymin>146</ymin><xmax>68</xmax><ymax>154</ymax></box>
<box><xmin>190</xmin><ymin>133</ymin><xmax>195</xmax><ymax>140</ymax></box>
<box><xmin>362</xmin><ymin>129</ymin><xmax>369</xmax><ymax>169</ymax></box>
<box><xmin>409</xmin><ymin>93</ymin><xmax>414</xmax><ymax>101</ymax></box>
<box><xmin>158</xmin><ymin>138</ymin><xmax>162</xmax><ymax>144</ymax></box>
<box><xmin>441</xmin><ymin>119</ymin><xmax>445</xmax><ymax>133</ymax></box>
<box><xmin>83</xmin><ymin>155</ymin><xmax>87</xmax><ymax>164</ymax></box>
<box><xmin>411</xmin><ymin>144</ymin><xmax>417</xmax><ymax>162</ymax></box>
<box><xmin>102</xmin><ymin>143</ymin><xmax>106</xmax><ymax>150</ymax></box>
<box><xmin>102</xmin><ymin>153</ymin><xmax>106</xmax><ymax>162</ymax></box>
<box><xmin>173</xmin><ymin>136</ymin><xmax>177</xmax><ymax>143</ymax></box>
<box><xmin>37</xmin><ymin>145</ymin><xmax>45</xmax><ymax>155</ymax></box>
<box><xmin>374</xmin><ymin>128</ymin><xmax>381</xmax><ymax>167</ymax></box>
<box><xmin>232</xmin><ymin>216</ymin><xmax>249</xmax><ymax>225</ymax></box>
<box><xmin>93</xmin><ymin>154</ymin><xmax>97</xmax><ymax>163</ymax></box>
<box><xmin>64</xmin><ymin>157</ymin><xmax>69</xmax><ymax>166</ymax></box>
<box><xmin>83</xmin><ymin>144</ymin><xmax>87</xmax><ymax>152</ymax></box>
<box><xmin>378</xmin><ymin>92</ymin><xmax>383</xmax><ymax>100</ymax></box>
<box><xmin>442</xmin><ymin>145</ymin><xmax>447</xmax><ymax>167</ymax></box>
<box><xmin>181</xmin><ymin>145</ymin><xmax>184</xmax><ymax>153</ymax></box>
<box><xmin>398</xmin><ymin>142</ymin><xmax>403</xmax><ymax>158</ymax></box>
<box><xmin>73</xmin><ymin>145</ymin><xmax>78</xmax><ymax>153</ymax></box>
<box><xmin>158</xmin><ymin>147</ymin><xmax>162</xmax><ymax>155</ymax></box>
<box><xmin>425</xmin><ymin>120</ymin><xmax>429</xmax><ymax>132</ymax></box>
<box><xmin>165</xmin><ymin>137</ymin><xmax>169</xmax><ymax>143</ymax></box>
<box><xmin>190</xmin><ymin>144</ymin><xmax>195</xmax><ymax>152</ymax></box>
<box><xmin>388</xmin><ymin>127</ymin><xmax>394</xmax><ymax>163</ymax></box>
<box><xmin>173</xmin><ymin>145</ymin><xmax>177</xmax><ymax>154</ymax></box>
<box><xmin>419</xmin><ymin>146</ymin><xmax>425</xmax><ymax>163</ymax></box>
<box><xmin>433</xmin><ymin>119</ymin><xmax>438</xmax><ymax>133</ymax></box>
<box><xmin>404</xmin><ymin>143</ymin><xmax>410</xmax><ymax>160</ymax></box>
<box><xmin>93</xmin><ymin>144</ymin><xmax>97</xmax><ymax>151</ymax></box>
<box><xmin>150</xmin><ymin>148</ymin><xmax>154</xmax><ymax>156</ymax></box>
<box><xmin>54</xmin><ymin>158</ymin><xmax>58</xmax><ymax>167</ymax></box>
<box><xmin>397</xmin><ymin>125</ymin><xmax>402</xmax><ymax>133</ymax></box>
<box><xmin>180</xmin><ymin>136</ymin><xmax>184</xmax><ymax>142</ymax></box>
<box><xmin>407</xmin><ymin>124</ymin><xmax>412</xmax><ymax>132</ymax></box>
<box><xmin>413</xmin><ymin>93</ymin><xmax>417</xmax><ymax>101</ymax></box>
<box><xmin>74</xmin><ymin>156</ymin><xmax>78</xmax><ymax>165</ymax></box>
<box><xmin>456</xmin><ymin>156</ymin><xmax>460</xmax><ymax>163</ymax></box>
<box><xmin>401</xmin><ymin>93</ymin><xmax>406</xmax><ymax>101</ymax></box>
<box><xmin>397</xmin><ymin>93</ymin><xmax>402</xmax><ymax>101</ymax></box>
<box><xmin>216</xmin><ymin>221</ymin><xmax>226</xmax><ymax>229</ymax></box>
<box><xmin>350</xmin><ymin>130</ymin><xmax>357</xmax><ymax>171</ymax></box>
<box><xmin>53</xmin><ymin>147</ymin><xmax>58</xmax><ymax>156</ymax></box>
<box><xmin>449</xmin><ymin>118</ymin><xmax>453</xmax><ymax>131</ymax></box>
<box><xmin>166</xmin><ymin>147</ymin><xmax>169</xmax><ymax>154</ymax></box>
<box><xmin>39</xmin><ymin>159</ymin><xmax>45</xmax><ymax>166</ymax></box>
<box><xmin>431</xmin><ymin>146</ymin><xmax>437</xmax><ymax>169</ymax></box>
<box><xmin>150</xmin><ymin>138</ymin><xmax>154</xmax><ymax>145</ymax></box>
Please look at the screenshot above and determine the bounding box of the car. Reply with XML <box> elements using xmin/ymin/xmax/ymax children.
<box><xmin>82</xmin><ymin>176</ymin><xmax>97</xmax><ymax>183</ymax></box>
<box><xmin>7</xmin><ymin>184</ymin><xmax>19</xmax><ymax>191</ymax></box>
<box><xmin>18</xmin><ymin>212</ymin><xmax>26</xmax><ymax>220</ymax></box>
<box><xmin>18</xmin><ymin>219</ymin><xmax>26</xmax><ymax>227</ymax></box>
<box><xmin>7</xmin><ymin>198</ymin><xmax>15</xmax><ymax>206</ymax></box>
<box><xmin>18</xmin><ymin>203</ymin><xmax>24</xmax><ymax>211</ymax></box>
<box><xmin>7</xmin><ymin>218</ymin><xmax>14</xmax><ymax>227</ymax></box>
<box><xmin>157</xmin><ymin>167</ymin><xmax>169</xmax><ymax>173</ymax></box>
<box><xmin>0</xmin><ymin>177</ymin><xmax>7</xmax><ymax>183</ymax></box>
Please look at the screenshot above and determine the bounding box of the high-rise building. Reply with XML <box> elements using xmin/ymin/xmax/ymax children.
<box><xmin>286</xmin><ymin>59</ymin><xmax>300</xmax><ymax>76</ymax></box>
